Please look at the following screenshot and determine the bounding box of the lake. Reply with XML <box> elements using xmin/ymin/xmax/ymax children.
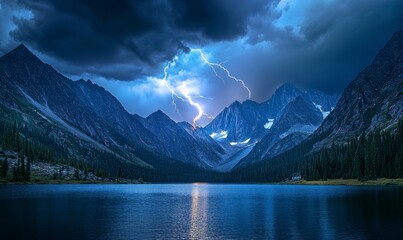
<box><xmin>0</xmin><ymin>184</ymin><xmax>402</xmax><ymax>239</ymax></box>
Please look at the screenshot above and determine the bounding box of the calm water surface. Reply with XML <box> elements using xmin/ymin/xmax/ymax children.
<box><xmin>0</xmin><ymin>184</ymin><xmax>402</xmax><ymax>239</ymax></box>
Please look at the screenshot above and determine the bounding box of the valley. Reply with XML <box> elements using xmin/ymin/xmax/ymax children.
<box><xmin>0</xmin><ymin>31</ymin><xmax>402</xmax><ymax>183</ymax></box>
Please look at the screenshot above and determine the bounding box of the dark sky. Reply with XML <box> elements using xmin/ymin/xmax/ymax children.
<box><xmin>1</xmin><ymin>0</ymin><xmax>403</xmax><ymax>126</ymax></box>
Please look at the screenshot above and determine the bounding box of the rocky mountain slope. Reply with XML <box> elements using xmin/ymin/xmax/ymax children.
<box><xmin>0</xmin><ymin>43</ymin><xmax>348</xmax><ymax>176</ymax></box>
<box><xmin>0</xmin><ymin>45</ymin><xmax>219</xmax><ymax>178</ymax></box>
<box><xmin>204</xmin><ymin>82</ymin><xmax>339</xmax><ymax>170</ymax></box>
<box><xmin>238</xmin><ymin>96</ymin><xmax>324</xmax><ymax>167</ymax></box>
<box><xmin>311</xmin><ymin>30</ymin><xmax>403</xmax><ymax>149</ymax></box>
<box><xmin>229</xmin><ymin>30</ymin><xmax>403</xmax><ymax>183</ymax></box>
<box><xmin>136</xmin><ymin>110</ymin><xmax>222</xmax><ymax>168</ymax></box>
<box><xmin>204</xmin><ymin>83</ymin><xmax>339</xmax><ymax>143</ymax></box>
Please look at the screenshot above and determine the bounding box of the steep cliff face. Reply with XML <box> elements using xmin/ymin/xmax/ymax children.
<box><xmin>203</xmin><ymin>81</ymin><xmax>339</xmax><ymax>170</ymax></box>
<box><xmin>238</xmin><ymin>96</ymin><xmax>323</xmax><ymax>167</ymax></box>
<box><xmin>136</xmin><ymin>111</ymin><xmax>222</xmax><ymax>168</ymax></box>
<box><xmin>204</xmin><ymin>82</ymin><xmax>339</xmax><ymax>143</ymax></box>
<box><xmin>204</xmin><ymin>100</ymin><xmax>268</xmax><ymax>142</ymax></box>
<box><xmin>0</xmin><ymin>45</ymin><xmax>162</xmax><ymax>152</ymax></box>
<box><xmin>0</xmin><ymin>44</ymin><xmax>235</xmax><ymax>170</ymax></box>
<box><xmin>312</xmin><ymin>30</ymin><xmax>403</xmax><ymax>149</ymax></box>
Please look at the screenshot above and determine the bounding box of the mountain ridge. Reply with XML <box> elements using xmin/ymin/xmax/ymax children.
<box><xmin>311</xmin><ymin>30</ymin><xmax>403</xmax><ymax>149</ymax></box>
<box><xmin>0</xmin><ymin>44</ymin><xmax>218</xmax><ymax>180</ymax></box>
<box><xmin>228</xmin><ymin>30</ymin><xmax>403</xmax><ymax>183</ymax></box>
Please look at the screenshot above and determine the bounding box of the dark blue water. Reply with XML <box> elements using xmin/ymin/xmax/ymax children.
<box><xmin>0</xmin><ymin>184</ymin><xmax>402</xmax><ymax>239</ymax></box>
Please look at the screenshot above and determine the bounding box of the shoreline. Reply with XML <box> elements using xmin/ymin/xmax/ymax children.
<box><xmin>283</xmin><ymin>178</ymin><xmax>403</xmax><ymax>186</ymax></box>
<box><xmin>2</xmin><ymin>178</ymin><xmax>403</xmax><ymax>186</ymax></box>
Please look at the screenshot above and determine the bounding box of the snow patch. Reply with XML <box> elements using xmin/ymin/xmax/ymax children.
<box><xmin>264</xmin><ymin>119</ymin><xmax>274</xmax><ymax>129</ymax></box>
<box><xmin>210</xmin><ymin>130</ymin><xmax>228</xmax><ymax>139</ymax></box>
<box><xmin>214</xmin><ymin>143</ymin><xmax>256</xmax><ymax>172</ymax></box>
<box><xmin>280</xmin><ymin>124</ymin><xmax>318</xmax><ymax>139</ymax></box>
<box><xmin>313</xmin><ymin>102</ymin><xmax>330</xmax><ymax>119</ymax></box>
<box><xmin>229</xmin><ymin>138</ymin><xmax>251</xmax><ymax>146</ymax></box>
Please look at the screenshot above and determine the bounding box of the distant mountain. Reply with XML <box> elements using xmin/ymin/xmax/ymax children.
<box><xmin>0</xmin><ymin>44</ymin><xmax>214</xmax><ymax>180</ymax></box>
<box><xmin>203</xmin><ymin>100</ymin><xmax>267</xmax><ymax>142</ymax></box>
<box><xmin>203</xmin><ymin>82</ymin><xmax>339</xmax><ymax>170</ymax></box>
<box><xmin>238</xmin><ymin>96</ymin><xmax>323</xmax><ymax>167</ymax></box>
<box><xmin>136</xmin><ymin>110</ymin><xmax>222</xmax><ymax>168</ymax></box>
<box><xmin>262</xmin><ymin>82</ymin><xmax>339</xmax><ymax>119</ymax></box>
<box><xmin>1</xmin><ymin>43</ymin><xmax>364</xmax><ymax>179</ymax></box>
<box><xmin>178</xmin><ymin>121</ymin><xmax>225</xmax><ymax>156</ymax></box>
<box><xmin>204</xmin><ymin>83</ymin><xmax>339</xmax><ymax>144</ymax></box>
<box><xmin>230</xmin><ymin>30</ymin><xmax>403</xmax><ymax>183</ymax></box>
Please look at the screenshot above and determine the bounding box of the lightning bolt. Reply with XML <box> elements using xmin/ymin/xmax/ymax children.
<box><xmin>162</xmin><ymin>56</ymin><xmax>206</xmax><ymax>127</ymax></box>
<box><xmin>191</xmin><ymin>48</ymin><xmax>252</xmax><ymax>99</ymax></box>
<box><xmin>179</xmin><ymin>82</ymin><xmax>203</xmax><ymax>128</ymax></box>
<box><xmin>160</xmin><ymin>48</ymin><xmax>251</xmax><ymax>128</ymax></box>
<box><xmin>162</xmin><ymin>57</ymin><xmax>186</xmax><ymax>111</ymax></box>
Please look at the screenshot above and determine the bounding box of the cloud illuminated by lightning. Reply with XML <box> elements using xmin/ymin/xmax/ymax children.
<box><xmin>191</xmin><ymin>48</ymin><xmax>252</xmax><ymax>99</ymax></box>
<box><xmin>162</xmin><ymin>56</ymin><xmax>186</xmax><ymax>111</ymax></box>
<box><xmin>159</xmin><ymin>48</ymin><xmax>252</xmax><ymax>128</ymax></box>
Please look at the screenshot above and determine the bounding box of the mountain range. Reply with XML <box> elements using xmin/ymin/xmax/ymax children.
<box><xmin>311</xmin><ymin>30</ymin><xmax>403</xmax><ymax>149</ymax></box>
<box><xmin>0</xmin><ymin>30</ymin><xmax>402</xmax><ymax>181</ymax></box>
<box><xmin>0</xmin><ymin>44</ymin><xmax>340</xmax><ymax>173</ymax></box>
<box><xmin>204</xmin><ymin>82</ymin><xmax>339</xmax><ymax>170</ymax></box>
<box><xmin>229</xmin><ymin>30</ymin><xmax>403</xmax><ymax>182</ymax></box>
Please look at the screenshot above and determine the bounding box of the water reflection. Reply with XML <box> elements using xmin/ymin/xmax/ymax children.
<box><xmin>0</xmin><ymin>184</ymin><xmax>402</xmax><ymax>239</ymax></box>
<box><xmin>189</xmin><ymin>183</ymin><xmax>208</xmax><ymax>240</ymax></box>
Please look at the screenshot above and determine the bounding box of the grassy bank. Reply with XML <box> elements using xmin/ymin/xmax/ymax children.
<box><xmin>286</xmin><ymin>178</ymin><xmax>403</xmax><ymax>186</ymax></box>
<box><xmin>0</xmin><ymin>175</ymin><xmax>140</xmax><ymax>184</ymax></box>
<box><xmin>1</xmin><ymin>174</ymin><xmax>112</xmax><ymax>184</ymax></box>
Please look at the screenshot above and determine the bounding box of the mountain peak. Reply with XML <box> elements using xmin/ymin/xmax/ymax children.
<box><xmin>391</xmin><ymin>29</ymin><xmax>403</xmax><ymax>40</ymax></box>
<box><xmin>178</xmin><ymin>121</ymin><xmax>193</xmax><ymax>129</ymax></box>
<box><xmin>275</xmin><ymin>82</ymin><xmax>301</xmax><ymax>95</ymax></box>
<box><xmin>7</xmin><ymin>44</ymin><xmax>33</xmax><ymax>56</ymax></box>
<box><xmin>1</xmin><ymin>44</ymin><xmax>42</xmax><ymax>64</ymax></box>
<box><xmin>15</xmin><ymin>44</ymin><xmax>29</xmax><ymax>51</ymax></box>
<box><xmin>371</xmin><ymin>29</ymin><xmax>403</xmax><ymax>67</ymax></box>
<box><xmin>229</xmin><ymin>100</ymin><xmax>242</xmax><ymax>108</ymax></box>
<box><xmin>275</xmin><ymin>95</ymin><xmax>323</xmax><ymax>129</ymax></box>
<box><xmin>290</xmin><ymin>95</ymin><xmax>305</xmax><ymax>104</ymax></box>
<box><xmin>147</xmin><ymin>110</ymin><xmax>172</xmax><ymax>122</ymax></box>
<box><xmin>242</xmin><ymin>99</ymin><xmax>259</xmax><ymax>106</ymax></box>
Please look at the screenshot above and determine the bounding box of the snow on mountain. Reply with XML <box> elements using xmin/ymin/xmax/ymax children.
<box><xmin>0</xmin><ymin>44</ymin><xmax>343</xmax><ymax>173</ymax></box>
<box><xmin>204</xmin><ymin>100</ymin><xmax>268</xmax><ymax>142</ymax></box>
<box><xmin>311</xmin><ymin>30</ymin><xmax>403</xmax><ymax>149</ymax></box>
<box><xmin>214</xmin><ymin>143</ymin><xmax>256</xmax><ymax>172</ymax></box>
<box><xmin>204</xmin><ymin>83</ymin><xmax>339</xmax><ymax>145</ymax></box>
<box><xmin>237</xmin><ymin>96</ymin><xmax>324</xmax><ymax>167</ymax></box>
<box><xmin>210</xmin><ymin>130</ymin><xmax>228</xmax><ymax>140</ymax></box>
<box><xmin>229</xmin><ymin>138</ymin><xmax>251</xmax><ymax>146</ymax></box>
<box><xmin>313</xmin><ymin>102</ymin><xmax>333</xmax><ymax>119</ymax></box>
<box><xmin>202</xmin><ymin>82</ymin><xmax>339</xmax><ymax>171</ymax></box>
<box><xmin>264</xmin><ymin>119</ymin><xmax>274</xmax><ymax>129</ymax></box>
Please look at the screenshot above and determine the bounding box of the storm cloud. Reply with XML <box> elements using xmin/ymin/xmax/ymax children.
<box><xmin>1</xmin><ymin>0</ymin><xmax>403</xmax><ymax>125</ymax></box>
<box><xmin>4</xmin><ymin>0</ymin><xmax>271</xmax><ymax>79</ymax></box>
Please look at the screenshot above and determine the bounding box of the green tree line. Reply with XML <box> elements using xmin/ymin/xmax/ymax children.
<box><xmin>302</xmin><ymin>119</ymin><xmax>403</xmax><ymax>180</ymax></box>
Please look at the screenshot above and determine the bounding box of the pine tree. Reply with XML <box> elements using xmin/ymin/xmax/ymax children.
<box><xmin>0</xmin><ymin>157</ymin><xmax>8</xmax><ymax>178</ymax></box>
<box><xmin>74</xmin><ymin>169</ymin><xmax>80</xmax><ymax>180</ymax></box>
<box><xmin>20</xmin><ymin>156</ymin><xmax>25</xmax><ymax>179</ymax></box>
<box><xmin>25</xmin><ymin>156</ymin><xmax>31</xmax><ymax>181</ymax></box>
<box><xmin>117</xmin><ymin>168</ymin><xmax>123</xmax><ymax>179</ymax></box>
